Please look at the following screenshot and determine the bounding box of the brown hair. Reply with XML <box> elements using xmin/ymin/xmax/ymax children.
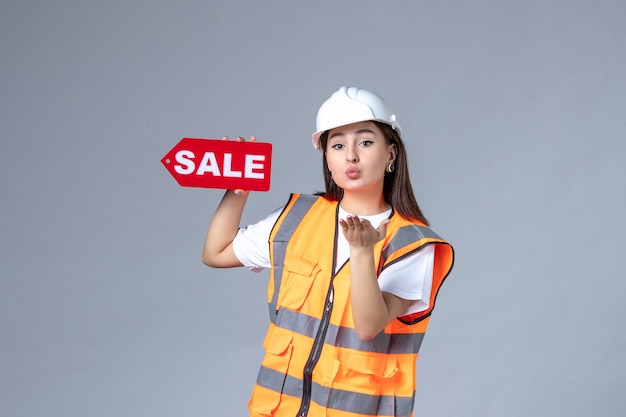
<box><xmin>316</xmin><ymin>121</ymin><xmax>429</xmax><ymax>225</ymax></box>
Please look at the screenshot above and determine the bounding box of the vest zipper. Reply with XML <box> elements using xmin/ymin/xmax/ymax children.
<box><xmin>296</xmin><ymin>278</ymin><xmax>335</xmax><ymax>417</ymax></box>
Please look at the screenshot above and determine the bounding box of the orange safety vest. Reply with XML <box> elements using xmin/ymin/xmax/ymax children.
<box><xmin>248</xmin><ymin>194</ymin><xmax>454</xmax><ymax>417</ymax></box>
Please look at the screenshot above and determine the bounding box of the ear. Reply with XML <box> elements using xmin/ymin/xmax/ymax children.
<box><xmin>388</xmin><ymin>143</ymin><xmax>397</xmax><ymax>163</ymax></box>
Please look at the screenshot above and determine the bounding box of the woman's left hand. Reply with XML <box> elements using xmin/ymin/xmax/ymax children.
<box><xmin>339</xmin><ymin>216</ymin><xmax>389</xmax><ymax>248</ymax></box>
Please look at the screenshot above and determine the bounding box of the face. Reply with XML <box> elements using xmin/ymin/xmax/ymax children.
<box><xmin>325</xmin><ymin>121</ymin><xmax>396</xmax><ymax>195</ymax></box>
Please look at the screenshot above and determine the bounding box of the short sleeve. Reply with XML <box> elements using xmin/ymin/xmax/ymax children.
<box><xmin>232</xmin><ymin>207</ymin><xmax>282</xmax><ymax>272</ymax></box>
<box><xmin>377</xmin><ymin>245</ymin><xmax>435</xmax><ymax>316</ymax></box>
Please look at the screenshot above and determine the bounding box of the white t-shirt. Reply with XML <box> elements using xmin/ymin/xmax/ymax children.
<box><xmin>232</xmin><ymin>205</ymin><xmax>434</xmax><ymax>316</ymax></box>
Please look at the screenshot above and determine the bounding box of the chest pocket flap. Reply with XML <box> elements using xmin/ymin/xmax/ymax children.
<box><xmin>277</xmin><ymin>253</ymin><xmax>320</xmax><ymax>310</ymax></box>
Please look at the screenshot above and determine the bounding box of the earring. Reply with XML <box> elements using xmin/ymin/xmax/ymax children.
<box><xmin>387</xmin><ymin>161</ymin><xmax>395</xmax><ymax>173</ymax></box>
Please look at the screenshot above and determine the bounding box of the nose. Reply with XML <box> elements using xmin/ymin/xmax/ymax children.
<box><xmin>346</xmin><ymin>145</ymin><xmax>359</xmax><ymax>163</ymax></box>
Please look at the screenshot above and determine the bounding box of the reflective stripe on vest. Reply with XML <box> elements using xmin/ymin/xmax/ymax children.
<box><xmin>273</xmin><ymin>307</ymin><xmax>425</xmax><ymax>354</ymax></box>
<box><xmin>381</xmin><ymin>224</ymin><xmax>443</xmax><ymax>268</ymax></box>
<box><xmin>256</xmin><ymin>365</ymin><xmax>415</xmax><ymax>417</ymax></box>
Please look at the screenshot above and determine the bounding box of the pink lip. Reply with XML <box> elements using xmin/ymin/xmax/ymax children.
<box><xmin>345</xmin><ymin>167</ymin><xmax>361</xmax><ymax>179</ymax></box>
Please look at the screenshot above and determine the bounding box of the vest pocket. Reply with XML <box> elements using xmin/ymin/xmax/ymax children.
<box><xmin>249</xmin><ymin>327</ymin><xmax>295</xmax><ymax>415</ymax></box>
<box><xmin>277</xmin><ymin>253</ymin><xmax>320</xmax><ymax>310</ymax></box>
<box><xmin>331</xmin><ymin>349</ymin><xmax>399</xmax><ymax>396</ymax></box>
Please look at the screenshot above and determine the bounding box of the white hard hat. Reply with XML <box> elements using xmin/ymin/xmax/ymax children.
<box><xmin>312</xmin><ymin>86</ymin><xmax>401</xmax><ymax>151</ymax></box>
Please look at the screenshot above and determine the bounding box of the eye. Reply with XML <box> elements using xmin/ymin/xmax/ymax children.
<box><xmin>330</xmin><ymin>143</ymin><xmax>344</xmax><ymax>150</ymax></box>
<box><xmin>359</xmin><ymin>140</ymin><xmax>374</xmax><ymax>147</ymax></box>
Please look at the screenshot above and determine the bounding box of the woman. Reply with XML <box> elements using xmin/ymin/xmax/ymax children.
<box><xmin>203</xmin><ymin>86</ymin><xmax>454</xmax><ymax>417</ymax></box>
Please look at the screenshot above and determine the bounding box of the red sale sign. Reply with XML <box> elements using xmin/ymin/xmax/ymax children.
<box><xmin>161</xmin><ymin>138</ymin><xmax>272</xmax><ymax>191</ymax></box>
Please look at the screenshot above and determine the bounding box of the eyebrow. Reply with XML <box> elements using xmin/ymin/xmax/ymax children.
<box><xmin>328</xmin><ymin>128</ymin><xmax>376</xmax><ymax>140</ymax></box>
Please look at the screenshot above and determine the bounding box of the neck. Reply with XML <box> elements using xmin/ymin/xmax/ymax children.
<box><xmin>339</xmin><ymin>191</ymin><xmax>390</xmax><ymax>216</ymax></box>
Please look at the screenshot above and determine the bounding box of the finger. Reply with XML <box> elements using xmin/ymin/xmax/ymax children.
<box><xmin>346</xmin><ymin>215</ymin><xmax>357</xmax><ymax>228</ymax></box>
<box><xmin>250</xmin><ymin>135</ymin><xmax>257</xmax><ymax>142</ymax></box>
<box><xmin>352</xmin><ymin>217</ymin><xmax>366</xmax><ymax>230</ymax></box>
<box><xmin>377</xmin><ymin>219</ymin><xmax>390</xmax><ymax>239</ymax></box>
<box><xmin>222</xmin><ymin>135</ymin><xmax>229</xmax><ymax>141</ymax></box>
<box><xmin>358</xmin><ymin>218</ymin><xmax>371</xmax><ymax>229</ymax></box>
<box><xmin>235</xmin><ymin>136</ymin><xmax>245</xmax><ymax>142</ymax></box>
<box><xmin>376</xmin><ymin>219</ymin><xmax>390</xmax><ymax>231</ymax></box>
